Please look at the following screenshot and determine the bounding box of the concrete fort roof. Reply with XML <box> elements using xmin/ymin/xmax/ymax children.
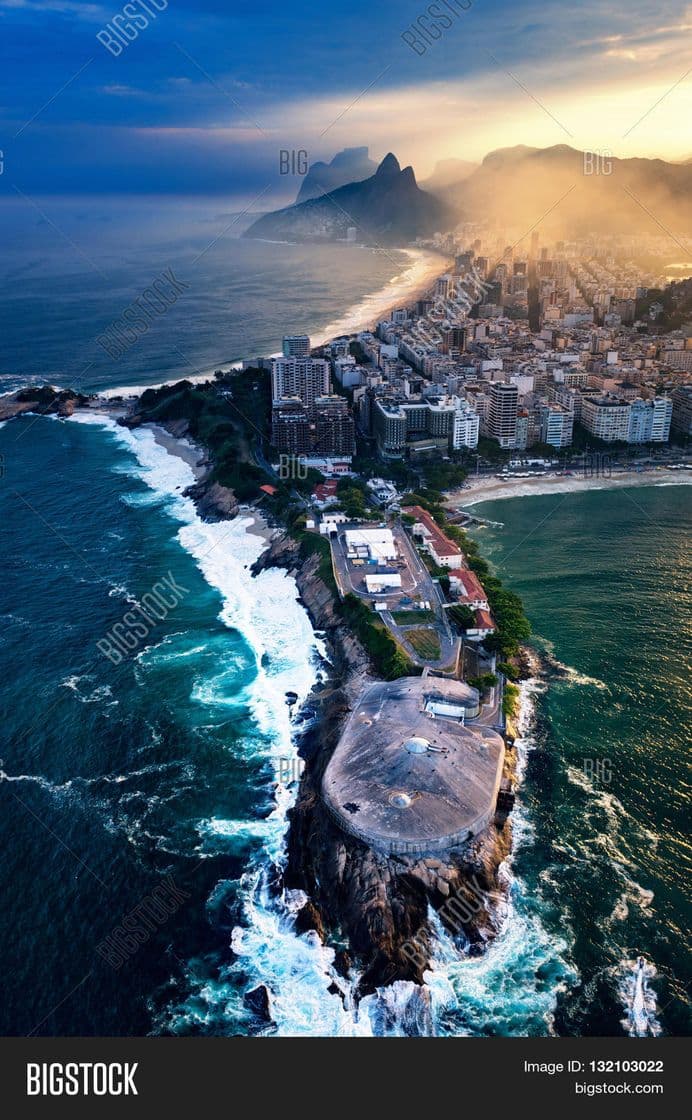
<box><xmin>322</xmin><ymin>677</ymin><xmax>505</xmax><ymax>855</ymax></box>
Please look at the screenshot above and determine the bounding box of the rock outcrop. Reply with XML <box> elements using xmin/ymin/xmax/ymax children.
<box><xmin>183</xmin><ymin>479</ymin><xmax>239</xmax><ymax>521</ymax></box>
<box><xmin>245</xmin><ymin>153</ymin><xmax>452</xmax><ymax>244</ymax></box>
<box><xmin>0</xmin><ymin>385</ymin><xmax>92</xmax><ymax>421</ymax></box>
<box><xmin>254</xmin><ymin>530</ymin><xmax>515</xmax><ymax>1010</ymax></box>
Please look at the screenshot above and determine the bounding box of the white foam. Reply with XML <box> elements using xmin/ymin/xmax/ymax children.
<box><xmin>69</xmin><ymin>412</ymin><xmax>371</xmax><ymax>1035</ymax></box>
<box><xmin>395</xmin><ymin>677</ymin><xmax>577</xmax><ymax>1037</ymax></box>
<box><xmin>618</xmin><ymin>958</ymin><xmax>662</xmax><ymax>1037</ymax></box>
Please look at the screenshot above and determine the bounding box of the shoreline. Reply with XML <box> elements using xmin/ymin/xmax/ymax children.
<box><xmin>445</xmin><ymin>468</ymin><xmax>692</xmax><ymax>509</ymax></box>
<box><xmin>97</xmin><ymin>245</ymin><xmax>450</xmax><ymax>400</ymax></box>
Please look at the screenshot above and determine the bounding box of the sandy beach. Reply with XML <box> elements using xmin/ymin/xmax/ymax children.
<box><xmin>445</xmin><ymin>468</ymin><xmax>692</xmax><ymax>509</ymax></box>
<box><xmin>131</xmin><ymin>415</ymin><xmax>277</xmax><ymax>544</ymax></box>
<box><xmin>99</xmin><ymin>245</ymin><xmax>451</xmax><ymax>400</ymax></box>
<box><xmin>148</xmin><ymin>424</ymin><xmax>209</xmax><ymax>482</ymax></box>
<box><xmin>311</xmin><ymin>247</ymin><xmax>452</xmax><ymax>347</ymax></box>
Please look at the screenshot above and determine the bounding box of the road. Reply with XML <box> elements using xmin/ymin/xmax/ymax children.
<box><xmin>328</xmin><ymin>519</ymin><xmax>459</xmax><ymax>670</ymax></box>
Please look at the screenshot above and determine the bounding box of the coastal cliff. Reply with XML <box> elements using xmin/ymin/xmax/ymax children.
<box><xmin>253</xmin><ymin>529</ymin><xmax>517</xmax><ymax>1017</ymax></box>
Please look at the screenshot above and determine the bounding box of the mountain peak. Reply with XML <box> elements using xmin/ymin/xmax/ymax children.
<box><xmin>376</xmin><ymin>153</ymin><xmax>401</xmax><ymax>177</ymax></box>
<box><xmin>295</xmin><ymin>146</ymin><xmax>377</xmax><ymax>203</ymax></box>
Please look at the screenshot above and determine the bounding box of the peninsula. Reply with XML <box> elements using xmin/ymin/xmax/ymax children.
<box><xmin>4</xmin><ymin>209</ymin><xmax>691</xmax><ymax>1025</ymax></box>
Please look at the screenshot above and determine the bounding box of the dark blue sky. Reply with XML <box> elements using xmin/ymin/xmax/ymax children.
<box><xmin>1</xmin><ymin>0</ymin><xmax>689</xmax><ymax>200</ymax></box>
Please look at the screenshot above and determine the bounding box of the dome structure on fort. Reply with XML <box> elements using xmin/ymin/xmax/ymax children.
<box><xmin>404</xmin><ymin>736</ymin><xmax>430</xmax><ymax>754</ymax></box>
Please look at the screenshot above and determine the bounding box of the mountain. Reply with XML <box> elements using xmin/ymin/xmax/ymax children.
<box><xmin>420</xmin><ymin>157</ymin><xmax>478</xmax><ymax>195</ymax></box>
<box><xmin>296</xmin><ymin>147</ymin><xmax>377</xmax><ymax>203</ymax></box>
<box><xmin>445</xmin><ymin>144</ymin><xmax>692</xmax><ymax>237</ymax></box>
<box><xmin>245</xmin><ymin>153</ymin><xmax>452</xmax><ymax>244</ymax></box>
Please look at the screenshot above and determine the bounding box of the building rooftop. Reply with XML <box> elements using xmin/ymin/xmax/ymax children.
<box><xmin>322</xmin><ymin>677</ymin><xmax>504</xmax><ymax>855</ymax></box>
<box><xmin>403</xmin><ymin>505</ymin><xmax>462</xmax><ymax>559</ymax></box>
<box><xmin>449</xmin><ymin>569</ymin><xmax>487</xmax><ymax>602</ymax></box>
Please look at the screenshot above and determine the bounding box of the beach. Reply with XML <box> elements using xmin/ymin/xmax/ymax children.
<box><xmin>311</xmin><ymin>246</ymin><xmax>452</xmax><ymax>346</ymax></box>
<box><xmin>445</xmin><ymin>468</ymin><xmax>692</xmax><ymax>509</ymax></box>
<box><xmin>98</xmin><ymin>245</ymin><xmax>450</xmax><ymax>400</ymax></box>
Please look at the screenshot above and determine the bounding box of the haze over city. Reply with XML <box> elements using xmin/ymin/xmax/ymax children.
<box><xmin>2</xmin><ymin>0</ymin><xmax>691</xmax><ymax>202</ymax></box>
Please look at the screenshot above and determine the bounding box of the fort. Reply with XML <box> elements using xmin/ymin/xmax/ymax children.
<box><xmin>322</xmin><ymin>675</ymin><xmax>505</xmax><ymax>855</ymax></box>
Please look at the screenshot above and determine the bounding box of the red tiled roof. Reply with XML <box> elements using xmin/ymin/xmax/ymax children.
<box><xmin>403</xmin><ymin>505</ymin><xmax>461</xmax><ymax>558</ymax></box>
<box><xmin>474</xmin><ymin>608</ymin><xmax>496</xmax><ymax>631</ymax></box>
<box><xmin>314</xmin><ymin>480</ymin><xmax>339</xmax><ymax>500</ymax></box>
<box><xmin>452</xmin><ymin>569</ymin><xmax>487</xmax><ymax>602</ymax></box>
<box><xmin>260</xmin><ymin>484</ymin><xmax>278</xmax><ymax>496</ymax></box>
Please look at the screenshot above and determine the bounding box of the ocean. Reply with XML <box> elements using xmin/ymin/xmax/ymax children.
<box><xmin>0</xmin><ymin>202</ymin><xmax>689</xmax><ymax>1036</ymax></box>
<box><xmin>0</xmin><ymin>194</ymin><xmax>436</xmax><ymax>396</ymax></box>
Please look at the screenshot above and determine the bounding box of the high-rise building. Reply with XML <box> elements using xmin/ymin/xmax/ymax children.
<box><xmin>272</xmin><ymin>395</ymin><xmax>355</xmax><ymax>457</ymax></box>
<box><xmin>514</xmin><ymin>411</ymin><xmax>529</xmax><ymax>450</ymax></box>
<box><xmin>271</xmin><ymin>400</ymin><xmax>311</xmax><ymax>455</ymax></box>
<box><xmin>627</xmin><ymin>397</ymin><xmax>672</xmax><ymax>443</ymax></box>
<box><xmin>487</xmin><ymin>382</ymin><xmax>518</xmax><ymax>448</ymax></box>
<box><xmin>271</xmin><ymin>356</ymin><xmax>330</xmax><ymax>412</ymax></box>
<box><xmin>313</xmin><ymin>395</ymin><xmax>356</xmax><ymax>456</ymax></box>
<box><xmin>282</xmin><ymin>335</ymin><xmax>311</xmax><ymax>359</ymax></box>
<box><xmin>581</xmin><ymin>398</ymin><xmax>631</xmax><ymax>442</ymax></box>
<box><xmin>440</xmin><ymin>326</ymin><xmax>467</xmax><ymax>354</ymax></box>
<box><xmin>451</xmin><ymin>400</ymin><xmax>479</xmax><ymax>449</ymax></box>
<box><xmin>373</xmin><ymin>400</ymin><xmax>407</xmax><ymax>458</ymax></box>
<box><xmin>671</xmin><ymin>385</ymin><xmax>692</xmax><ymax>436</ymax></box>
<box><xmin>435</xmin><ymin>275</ymin><xmax>452</xmax><ymax>300</ymax></box>
<box><xmin>539</xmin><ymin>403</ymin><xmax>574</xmax><ymax>448</ymax></box>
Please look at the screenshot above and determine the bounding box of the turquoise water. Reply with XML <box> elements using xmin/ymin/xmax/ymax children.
<box><xmin>458</xmin><ymin>484</ymin><xmax>692</xmax><ymax>1037</ymax></box>
<box><xmin>0</xmin><ymin>195</ymin><xmax>689</xmax><ymax>1034</ymax></box>
<box><xmin>0</xmin><ymin>413</ymin><xmax>328</xmax><ymax>1035</ymax></box>
<box><xmin>2</xmin><ymin>418</ymin><xmax>688</xmax><ymax>1036</ymax></box>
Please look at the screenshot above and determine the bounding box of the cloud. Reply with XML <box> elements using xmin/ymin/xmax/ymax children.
<box><xmin>0</xmin><ymin>0</ymin><xmax>105</xmax><ymax>17</ymax></box>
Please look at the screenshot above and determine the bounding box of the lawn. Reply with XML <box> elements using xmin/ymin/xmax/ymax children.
<box><xmin>404</xmin><ymin>628</ymin><xmax>442</xmax><ymax>661</ymax></box>
<box><xmin>391</xmin><ymin>609</ymin><xmax>437</xmax><ymax>625</ymax></box>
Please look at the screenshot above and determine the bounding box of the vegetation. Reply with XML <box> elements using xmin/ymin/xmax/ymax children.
<box><xmin>497</xmin><ymin>660</ymin><xmax>520</xmax><ymax>681</ymax></box>
<box><xmin>482</xmin><ymin>582</ymin><xmax>532</xmax><ymax>657</ymax></box>
<box><xmin>415</xmin><ymin>459</ymin><xmax>467</xmax><ymax>494</ymax></box>
<box><xmin>136</xmin><ymin>372</ymin><xmax>271</xmax><ymax>500</ymax></box>
<box><xmin>468</xmin><ymin>672</ymin><xmax>498</xmax><ymax>695</ymax></box>
<box><xmin>634</xmin><ymin>276</ymin><xmax>692</xmax><ymax>332</ymax></box>
<box><xmin>289</xmin><ymin>520</ymin><xmax>338</xmax><ymax>594</ymax></box>
<box><xmin>339</xmin><ymin>594</ymin><xmax>413</xmax><ymax>679</ymax></box>
<box><xmin>476</xmin><ymin>436</ymin><xmax>509</xmax><ymax>463</ymax></box>
<box><xmin>351</xmin><ymin>448</ymin><xmax>412</xmax><ymax>487</ymax></box>
<box><xmin>502</xmin><ymin>681</ymin><xmax>520</xmax><ymax>718</ymax></box>
<box><xmin>391</xmin><ymin>609</ymin><xmax>437</xmax><ymax>625</ymax></box>
<box><xmin>447</xmin><ymin>604</ymin><xmax>475</xmax><ymax>630</ymax></box>
<box><xmin>405</xmin><ymin>628</ymin><xmax>442</xmax><ymax>661</ymax></box>
<box><xmin>335</xmin><ymin>477</ymin><xmax>379</xmax><ymax>520</ymax></box>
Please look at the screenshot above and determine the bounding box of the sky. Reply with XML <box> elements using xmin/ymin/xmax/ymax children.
<box><xmin>1</xmin><ymin>0</ymin><xmax>690</xmax><ymax>204</ymax></box>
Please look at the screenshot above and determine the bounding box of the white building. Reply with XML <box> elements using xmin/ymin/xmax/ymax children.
<box><xmin>366</xmin><ymin>478</ymin><xmax>399</xmax><ymax>506</ymax></box>
<box><xmin>486</xmin><ymin>382</ymin><xmax>518</xmax><ymax>448</ymax></box>
<box><xmin>627</xmin><ymin>397</ymin><xmax>672</xmax><ymax>443</ymax></box>
<box><xmin>271</xmin><ymin>356</ymin><xmax>330</xmax><ymax>410</ymax></box>
<box><xmin>344</xmin><ymin>528</ymin><xmax>397</xmax><ymax>563</ymax></box>
<box><xmin>581</xmin><ymin>397</ymin><xmax>631</xmax><ymax>442</ymax></box>
<box><xmin>539</xmin><ymin>403</ymin><xmax>574</xmax><ymax>448</ymax></box>
<box><xmin>451</xmin><ymin>399</ymin><xmax>480</xmax><ymax>449</ymax></box>
<box><xmin>364</xmin><ymin>571</ymin><xmax>402</xmax><ymax>593</ymax></box>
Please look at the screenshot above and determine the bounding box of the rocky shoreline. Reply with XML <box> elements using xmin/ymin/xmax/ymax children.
<box><xmin>252</xmin><ymin>529</ymin><xmax>522</xmax><ymax>1016</ymax></box>
<box><xmin>5</xmin><ymin>381</ymin><xmax>528</xmax><ymax>1027</ymax></box>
